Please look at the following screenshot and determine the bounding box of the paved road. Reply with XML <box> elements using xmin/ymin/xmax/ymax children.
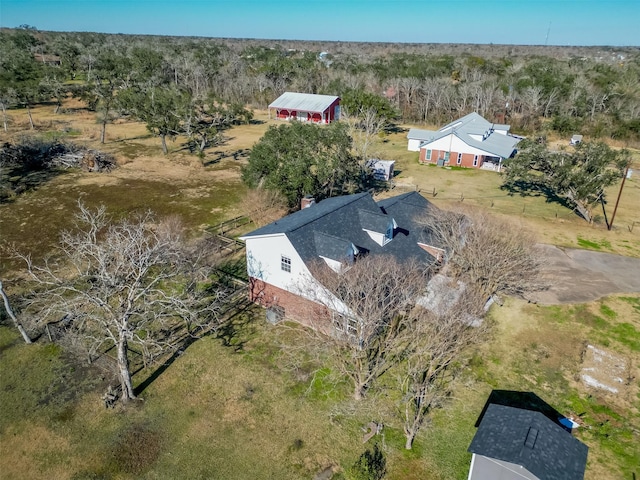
<box><xmin>528</xmin><ymin>245</ymin><xmax>640</xmax><ymax>304</ymax></box>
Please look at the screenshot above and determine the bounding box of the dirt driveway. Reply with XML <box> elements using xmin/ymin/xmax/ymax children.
<box><xmin>529</xmin><ymin>245</ymin><xmax>640</xmax><ymax>304</ymax></box>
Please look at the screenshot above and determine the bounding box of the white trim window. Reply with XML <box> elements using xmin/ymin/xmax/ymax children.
<box><xmin>444</xmin><ymin>151</ymin><xmax>450</xmax><ymax>162</ymax></box>
<box><xmin>281</xmin><ymin>255</ymin><xmax>291</xmax><ymax>273</ymax></box>
<box><xmin>457</xmin><ymin>152</ymin><xmax>462</xmax><ymax>165</ymax></box>
<box><xmin>473</xmin><ymin>155</ymin><xmax>479</xmax><ymax>166</ymax></box>
<box><xmin>426</xmin><ymin>149</ymin><xmax>432</xmax><ymax>161</ymax></box>
<box><xmin>333</xmin><ymin>313</ymin><xmax>358</xmax><ymax>339</ymax></box>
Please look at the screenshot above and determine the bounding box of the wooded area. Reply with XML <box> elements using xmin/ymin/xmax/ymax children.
<box><xmin>1</xmin><ymin>27</ymin><xmax>639</xmax><ymax>146</ymax></box>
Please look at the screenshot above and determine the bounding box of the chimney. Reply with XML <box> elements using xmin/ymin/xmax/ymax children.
<box><xmin>301</xmin><ymin>195</ymin><xmax>316</xmax><ymax>210</ymax></box>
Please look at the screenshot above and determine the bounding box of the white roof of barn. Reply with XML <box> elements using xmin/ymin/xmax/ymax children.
<box><xmin>269</xmin><ymin>92</ymin><xmax>340</xmax><ymax>113</ymax></box>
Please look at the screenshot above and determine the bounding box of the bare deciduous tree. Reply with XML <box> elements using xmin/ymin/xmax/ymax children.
<box><xmin>0</xmin><ymin>279</ymin><xmax>33</xmax><ymax>344</ymax></box>
<box><xmin>16</xmin><ymin>202</ymin><xmax>226</xmax><ymax>402</ymax></box>
<box><xmin>305</xmin><ymin>256</ymin><xmax>430</xmax><ymax>400</ymax></box>
<box><xmin>341</xmin><ymin>106</ymin><xmax>386</xmax><ymax>162</ymax></box>
<box><xmin>400</xmin><ymin>292</ymin><xmax>487</xmax><ymax>449</ymax></box>
<box><xmin>242</xmin><ymin>186</ymin><xmax>288</xmax><ymax>228</ymax></box>
<box><xmin>420</xmin><ymin>207</ymin><xmax>546</xmax><ymax>300</ymax></box>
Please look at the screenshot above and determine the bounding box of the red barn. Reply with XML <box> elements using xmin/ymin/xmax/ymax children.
<box><xmin>268</xmin><ymin>92</ymin><xmax>341</xmax><ymax>124</ymax></box>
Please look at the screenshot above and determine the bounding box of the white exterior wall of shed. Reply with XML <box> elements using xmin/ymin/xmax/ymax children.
<box><xmin>468</xmin><ymin>454</ymin><xmax>539</xmax><ymax>480</ymax></box>
<box><xmin>421</xmin><ymin>134</ymin><xmax>495</xmax><ymax>158</ymax></box>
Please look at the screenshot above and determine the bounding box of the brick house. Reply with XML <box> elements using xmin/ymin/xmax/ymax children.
<box><xmin>407</xmin><ymin>112</ymin><xmax>521</xmax><ymax>171</ymax></box>
<box><xmin>268</xmin><ymin>92</ymin><xmax>341</xmax><ymax>124</ymax></box>
<box><xmin>239</xmin><ymin>191</ymin><xmax>443</xmax><ymax>328</ymax></box>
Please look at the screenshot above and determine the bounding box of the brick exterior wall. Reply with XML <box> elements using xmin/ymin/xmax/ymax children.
<box><xmin>420</xmin><ymin>148</ymin><xmax>485</xmax><ymax>168</ymax></box>
<box><xmin>418</xmin><ymin>243</ymin><xmax>445</xmax><ymax>263</ymax></box>
<box><xmin>249</xmin><ymin>277</ymin><xmax>331</xmax><ymax>331</ymax></box>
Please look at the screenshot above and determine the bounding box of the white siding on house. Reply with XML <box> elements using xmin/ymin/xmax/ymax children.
<box><xmin>244</xmin><ymin>234</ymin><xmax>352</xmax><ymax>316</ymax></box>
<box><xmin>421</xmin><ymin>134</ymin><xmax>495</xmax><ymax>158</ymax></box>
<box><xmin>408</xmin><ymin>138</ymin><xmax>423</xmax><ymax>151</ymax></box>
<box><xmin>245</xmin><ymin>234</ymin><xmax>308</xmax><ymax>292</ymax></box>
<box><xmin>319</xmin><ymin>255</ymin><xmax>343</xmax><ymax>273</ymax></box>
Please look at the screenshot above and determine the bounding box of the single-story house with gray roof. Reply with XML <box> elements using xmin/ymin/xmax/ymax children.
<box><xmin>239</xmin><ymin>191</ymin><xmax>443</xmax><ymax>327</ymax></box>
<box><xmin>408</xmin><ymin>112</ymin><xmax>521</xmax><ymax>171</ymax></box>
<box><xmin>269</xmin><ymin>92</ymin><xmax>341</xmax><ymax>124</ymax></box>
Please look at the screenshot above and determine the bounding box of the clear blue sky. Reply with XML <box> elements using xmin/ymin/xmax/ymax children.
<box><xmin>1</xmin><ymin>0</ymin><xmax>638</xmax><ymax>46</ymax></box>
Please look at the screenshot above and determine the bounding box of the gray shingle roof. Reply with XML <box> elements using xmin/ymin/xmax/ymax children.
<box><xmin>408</xmin><ymin>112</ymin><xmax>520</xmax><ymax>159</ymax></box>
<box><xmin>269</xmin><ymin>92</ymin><xmax>340</xmax><ymax>113</ymax></box>
<box><xmin>314</xmin><ymin>232</ymin><xmax>354</xmax><ymax>261</ymax></box>
<box><xmin>241</xmin><ymin>191</ymin><xmax>440</xmax><ymax>266</ymax></box>
<box><xmin>468</xmin><ymin>404</ymin><xmax>588</xmax><ymax>480</ymax></box>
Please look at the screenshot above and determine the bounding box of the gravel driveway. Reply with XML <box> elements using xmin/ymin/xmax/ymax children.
<box><xmin>528</xmin><ymin>245</ymin><xmax>640</xmax><ymax>304</ymax></box>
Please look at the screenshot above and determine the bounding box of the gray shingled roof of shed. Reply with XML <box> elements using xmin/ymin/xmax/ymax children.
<box><xmin>268</xmin><ymin>92</ymin><xmax>340</xmax><ymax>113</ymax></box>
<box><xmin>468</xmin><ymin>404</ymin><xmax>588</xmax><ymax>480</ymax></box>
<box><xmin>241</xmin><ymin>191</ymin><xmax>440</xmax><ymax>265</ymax></box>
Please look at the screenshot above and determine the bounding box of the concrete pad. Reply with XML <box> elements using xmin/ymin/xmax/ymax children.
<box><xmin>529</xmin><ymin>245</ymin><xmax>640</xmax><ymax>305</ymax></box>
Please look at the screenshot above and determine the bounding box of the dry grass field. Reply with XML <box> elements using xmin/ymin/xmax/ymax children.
<box><xmin>1</xmin><ymin>101</ymin><xmax>639</xmax><ymax>479</ymax></box>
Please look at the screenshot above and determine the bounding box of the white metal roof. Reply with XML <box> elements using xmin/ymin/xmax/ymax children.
<box><xmin>269</xmin><ymin>92</ymin><xmax>340</xmax><ymax>113</ymax></box>
<box><xmin>413</xmin><ymin>113</ymin><xmax>520</xmax><ymax>159</ymax></box>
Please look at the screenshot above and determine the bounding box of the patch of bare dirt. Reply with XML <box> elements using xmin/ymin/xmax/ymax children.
<box><xmin>579</xmin><ymin>344</ymin><xmax>636</xmax><ymax>398</ymax></box>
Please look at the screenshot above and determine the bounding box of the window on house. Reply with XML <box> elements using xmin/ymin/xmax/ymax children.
<box><xmin>281</xmin><ymin>255</ymin><xmax>291</xmax><ymax>273</ymax></box>
<box><xmin>346</xmin><ymin>244</ymin><xmax>359</xmax><ymax>265</ymax></box>
<box><xmin>385</xmin><ymin>219</ymin><xmax>397</xmax><ymax>243</ymax></box>
<box><xmin>444</xmin><ymin>151</ymin><xmax>450</xmax><ymax>162</ymax></box>
<box><xmin>333</xmin><ymin>314</ymin><xmax>358</xmax><ymax>337</ymax></box>
<box><xmin>457</xmin><ymin>152</ymin><xmax>462</xmax><ymax>164</ymax></box>
<box><xmin>426</xmin><ymin>149</ymin><xmax>432</xmax><ymax>161</ymax></box>
<box><xmin>473</xmin><ymin>155</ymin><xmax>479</xmax><ymax>166</ymax></box>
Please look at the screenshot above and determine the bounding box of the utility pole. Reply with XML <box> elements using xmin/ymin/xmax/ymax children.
<box><xmin>545</xmin><ymin>22</ymin><xmax>551</xmax><ymax>46</ymax></box>
<box><xmin>608</xmin><ymin>165</ymin><xmax>630</xmax><ymax>231</ymax></box>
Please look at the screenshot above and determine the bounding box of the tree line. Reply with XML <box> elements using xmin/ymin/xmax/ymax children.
<box><xmin>1</xmin><ymin>27</ymin><xmax>639</xmax><ymax>144</ymax></box>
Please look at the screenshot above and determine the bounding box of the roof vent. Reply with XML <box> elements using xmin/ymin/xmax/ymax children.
<box><xmin>524</xmin><ymin>427</ymin><xmax>539</xmax><ymax>449</ymax></box>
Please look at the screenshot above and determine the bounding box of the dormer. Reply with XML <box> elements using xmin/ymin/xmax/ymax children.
<box><xmin>359</xmin><ymin>210</ymin><xmax>397</xmax><ymax>247</ymax></box>
<box><xmin>314</xmin><ymin>232</ymin><xmax>359</xmax><ymax>273</ymax></box>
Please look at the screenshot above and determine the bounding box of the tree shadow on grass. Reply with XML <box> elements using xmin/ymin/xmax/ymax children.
<box><xmin>215</xmin><ymin>299</ymin><xmax>258</xmax><ymax>352</ymax></box>
<box><xmin>475</xmin><ymin>389</ymin><xmax>570</xmax><ymax>431</ymax></box>
<box><xmin>0</xmin><ymin>164</ymin><xmax>73</xmax><ymax>204</ymax></box>
<box><xmin>134</xmin><ymin>296</ymin><xmax>257</xmax><ymax>396</ymax></box>
<box><xmin>500</xmin><ymin>180</ymin><xmax>583</xmax><ymax>218</ymax></box>
<box><xmin>203</xmin><ymin>148</ymin><xmax>251</xmax><ymax>167</ymax></box>
<box><xmin>384</xmin><ymin>123</ymin><xmax>407</xmax><ymax>135</ymax></box>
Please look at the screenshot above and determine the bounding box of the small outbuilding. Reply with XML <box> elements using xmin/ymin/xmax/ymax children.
<box><xmin>468</xmin><ymin>403</ymin><xmax>588</xmax><ymax>480</ymax></box>
<box><xmin>366</xmin><ymin>159</ymin><xmax>395</xmax><ymax>181</ymax></box>
<box><xmin>268</xmin><ymin>92</ymin><xmax>341</xmax><ymax>124</ymax></box>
